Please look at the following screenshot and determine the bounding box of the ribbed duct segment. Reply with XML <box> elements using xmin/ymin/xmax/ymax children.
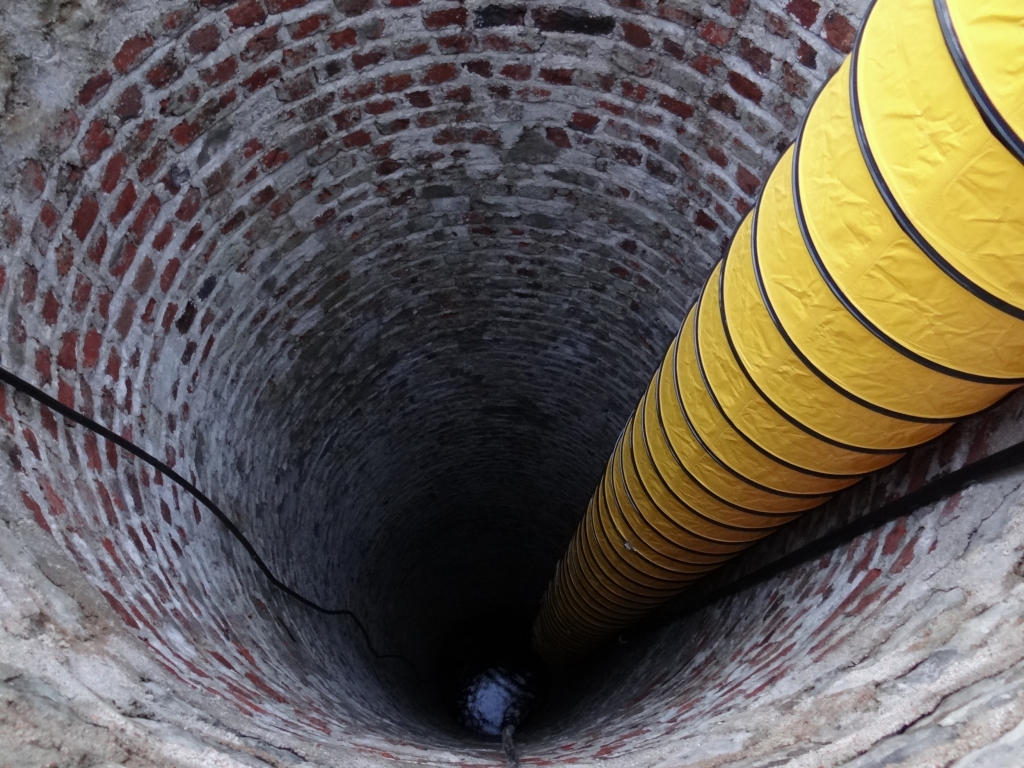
<box><xmin>534</xmin><ymin>0</ymin><xmax>1024</xmax><ymax>663</ymax></box>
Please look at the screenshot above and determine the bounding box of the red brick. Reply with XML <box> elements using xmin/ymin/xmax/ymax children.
<box><xmin>175</xmin><ymin>187</ymin><xmax>203</xmax><ymax>222</ymax></box>
<box><xmin>115</xmin><ymin>298</ymin><xmax>137</xmax><ymax>338</ymax></box>
<box><xmin>146</xmin><ymin>56</ymin><xmax>185</xmax><ymax>88</ymax></box>
<box><xmin>221</xmin><ymin>209</ymin><xmax>247</xmax><ymax>234</ymax></box>
<box><xmin>289</xmin><ymin>12</ymin><xmax>330</xmax><ymax>38</ymax></box>
<box><xmin>261</xmin><ymin>147</ymin><xmax>290</xmax><ymax>169</ymax></box>
<box><xmin>353</xmin><ymin>49</ymin><xmax>387</xmax><ymax>70</ymax></box>
<box><xmin>81</xmin><ymin>120</ymin><xmax>114</xmax><ymax>165</ymax></box>
<box><xmin>42</xmin><ymin>290</ymin><xmax>60</xmax><ymax>325</ymax></box>
<box><xmin>152</xmin><ymin>222</ymin><xmax>175</xmax><ymax>251</ymax></box>
<box><xmin>736</xmin><ymin>165</ymin><xmax>760</xmax><ymax>195</ymax></box>
<box><xmin>365</xmin><ymin>98</ymin><xmax>396</xmax><ymax>114</ymax></box>
<box><xmin>182</xmin><ymin>223</ymin><xmax>204</xmax><ymax>251</ymax></box>
<box><xmin>661</xmin><ymin>37</ymin><xmax>686</xmax><ymax>61</ymax></box>
<box><xmin>344</xmin><ymin>81</ymin><xmax>378</xmax><ymax>100</ymax></box>
<box><xmin>83</xmin><ymin>329</ymin><xmax>102</xmax><ymax>369</ymax></box>
<box><xmin>200</xmin><ymin>56</ymin><xmax>239</xmax><ymax>85</ymax></box>
<box><xmin>695</xmin><ymin>209</ymin><xmax>719</xmax><ymax>230</ymax></box>
<box><xmin>332</xmin><ymin>105</ymin><xmax>362</xmax><ymax>130</ymax></box>
<box><xmin>614</xmin><ymin>145</ymin><xmax>642</xmax><ymax>166</ymax></box>
<box><xmin>890</xmin><ymin>532</ymin><xmax>921</xmax><ymax>574</ymax></box>
<box><xmin>79</xmin><ymin>70</ymin><xmax>113</xmax><ymax>106</ymax></box>
<box><xmin>568</xmin><ymin>112</ymin><xmax>600</xmax><ymax>132</ymax></box>
<box><xmin>699</xmin><ymin>20</ymin><xmax>733</xmax><ymax>47</ymax></box>
<box><xmin>500</xmin><ymin>63</ymin><xmax>531</xmax><ymax>81</ymax></box>
<box><xmin>71</xmin><ymin>196</ymin><xmax>99</xmax><ymax>241</ymax></box>
<box><xmin>49</xmin><ymin>110</ymin><xmax>81</xmax><ymax>154</ymax></box>
<box><xmin>708</xmin><ymin>92</ymin><xmax>737</xmax><ymax>117</ymax></box>
<box><xmin>438</xmin><ymin>33</ymin><xmax>472</xmax><ymax>54</ymax></box>
<box><xmin>35</xmin><ymin>348</ymin><xmax>52</xmax><ymax>385</ymax></box>
<box><xmin>188</xmin><ymin>24</ymin><xmax>222</xmax><ymax>55</ymax></box>
<box><xmin>781</xmin><ymin>61</ymin><xmax>809</xmax><ymax>97</ymax></box>
<box><xmin>470</xmin><ymin>128</ymin><xmax>501</xmax><ymax>145</ymax></box>
<box><xmin>823</xmin><ymin>11</ymin><xmax>856</xmax><ymax>54</ymax></box>
<box><xmin>329</xmin><ymin>28</ymin><xmax>358</xmax><ymax>49</ymax></box>
<box><xmin>540</xmin><ymin>68</ymin><xmax>573</xmax><ymax>86</ymax></box>
<box><xmin>23</xmin><ymin>493</ymin><xmax>49</xmax><ymax>534</ymax></box>
<box><xmin>87</xmin><ymin>229</ymin><xmax>108</xmax><ymax>265</ymax></box>
<box><xmin>241</xmin><ymin>64</ymin><xmax>282</xmax><ymax>92</ymax></box>
<box><xmin>433</xmin><ymin>126</ymin><xmax>466</xmax><ymax>144</ymax></box>
<box><xmin>109</xmin><ymin>242</ymin><xmax>137</xmax><ymax>280</ymax></box>
<box><xmin>537</xmin><ymin>128</ymin><xmax>569</xmax><ymax>150</ymax></box>
<box><xmin>20</xmin><ymin>160</ymin><xmax>46</xmax><ymax>201</ymax></box>
<box><xmin>170</xmin><ymin>120</ymin><xmax>202</xmax><ymax>148</ymax></box>
<box><xmin>114</xmin><ymin>33</ymin><xmax>155</xmax><ymax>73</ymax></box>
<box><xmin>707</xmin><ymin>145</ymin><xmax>728</xmax><ymax>167</ymax></box>
<box><xmin>343</xmin><ymin>129</ymin><xmax>372</xmax><ymax>148</ymax></box>
<box><xmin>786</xmin><ymin>0</ymin><xmax>819</xmax><ymax>28</ymax></box>
<box><xmin>622</xmin><ymin>22</ymin><xmax>653</xmax><ymax>48</ymax></box>
<box><xmin>37</xmin><ymin>201</ymin><xmax>59</xmax><ymax>236</ymax></box>
<box><xmin>382</xmin><ymin>73</ymin><xmax>413</xmax><ymax>92</ymax></box>
<box><xmin>423</xmin><ymin>63</ymin><xmax>457</xmax><ymax>84</ymax></box>
<box><xmin>464</xmin><ymin>60</ymin><xmax>493</xmax><ymax>78</ymax></box>
<box><xmin>276</xmin><ymin>71</ymin><xmax>314</xmax><ymax>101</ymax></box>
<box><xmin>97</xmin><ymin>286</ymin><xmax>112</xmax><ymax>319</ymax></box>
<box><xmin>267</xmin><ymin>0</ymin><xmax>308</xmax><ymax>10</ymax></box>
<box><xmin>311</xmin><ymin>208</ymin><xmax>336</xmax><ymax>229</ymax></box>
<box><xmin>729</xmin><ymin>71</ymin><xmax>762</xmax><ymax>103</ymax></box>
<box><xmin>242</xmin><ymin>26</ymin><xmax>280</xmax><ymax>60</ymax></box>
<box><xmin>113</xmin><ymin>85</ymin><xmax>144</xmax><ymax>120</ymax></box>
<box><xmin>446</xmin><ymin>85</ymin><xmax>472</xmax><ymax>103</ymax></box>
<box><xmin>131</xmin><ymin>257</ymin><xmax>157</xmax><ymax>294</ymax></box>
<box><xmin>227</xmin><ymin>0</ymin><xmax>268</xmax><ymax>28</ymax></box>
<box><xmin>110</xmin><ymin>182</ymin><xmax>138</xmax><ymax>227</ymax></box>
<box><xmin>596</xmin><ymin>99</ymin><xmax>625</xmax><ymax>116</ymax></box>
<box><xmin>658</xmin><ymin>93</ymin><xmax>694</xmax><ymax>120</ymax></box>
<box><xmin>407</xmin><ymin>90</ymin><xmax>432</xmax><ymax>108</ymax></box>
<box><xmin>2</xmin><ymin>209</ymin><xmax>22</xmax><ymax>247</ymax></box>
<box><xmin>53</xmin><ymin>236</ymin><xmax>74</xmax><ymax>277</ymax></box>
<box><xmin>424</xmin><ymin>7</ymin><xmax>467</xmax><ymax>29</ymax></box>
<box><xmin>101</xmin><ymin>591</ymin><xmax>140</xmax><ymax>630</ymax></box>
<box><xmin>137</xmin><ymin>142</ymin><xmax>167</xmax><ymax>182</ymax></box>
<box><xmin>797</xmin><ymin>39</ymin><xmax>818</xmax><ymax>69</ymax></box>
<box><xmin>57</xmin><ymin>332</ymin><xmax>78</xmax><ymax>370</ymax></box>
<box><xmin>621</xmin><ymin>80</ymin><xmax>648</xmax><ymax>101</ymax></box>
<box><xmin>156</xmin><ymin>259</ymin><xmax>181</xmax><ymax>294</ymax></box>
<box><xmin>70</xmin><ymin>274</ymin><xmax>92</xmax><ymax>313</ymax></box>
<box><xmin>98</xmin><ymin>155</ymin><xmax>125</xmax><ymax>195</ymax></box>
<box><xmin>282</xmin><ymin>43</ymin><xmax>317</xmax><ymax>68</ymax></box>
<box><xmin>766</xmin><ymin>12</ymin><xmax>790</xmax><ymax>36</ymax></box>
<box><xmin>739</xmin><ymin>38</ymin><xmax>772</xmax><ymax>75</ymax></box>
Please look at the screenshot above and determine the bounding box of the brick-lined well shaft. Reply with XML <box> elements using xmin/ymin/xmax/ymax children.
<box><xmin>4</xmin><ymin>0</ymin><xmax>1024</xmax><ymax>765</ymax></box>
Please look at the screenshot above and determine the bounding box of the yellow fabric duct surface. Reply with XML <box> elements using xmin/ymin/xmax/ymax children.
<box><xmin>533</xmin><ymin>0</ymin><xmax>1024</xmax><ymax>664</ymax></box>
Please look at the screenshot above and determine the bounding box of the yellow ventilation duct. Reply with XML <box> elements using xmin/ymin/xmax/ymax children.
<box><xmin>534</xmin><ymin>0</ymin><xmax>1024</xmax><ymax>664</ymax></box>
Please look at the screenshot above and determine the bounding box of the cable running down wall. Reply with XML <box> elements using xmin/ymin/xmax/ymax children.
<box><xmin>533</xmin><ymin>0</ymin><xmax>1024</xmax><ymax>664</ymax></box>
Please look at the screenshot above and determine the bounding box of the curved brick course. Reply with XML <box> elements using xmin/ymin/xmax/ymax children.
<box><xmin>2</xmin><ymin>0</ymin><xmax>1023</xmax><ymax>765</ymax></box>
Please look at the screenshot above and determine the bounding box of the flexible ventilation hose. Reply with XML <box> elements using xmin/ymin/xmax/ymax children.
<box><xmin>533</xmin><ymin>0</ymin><xmax>1024</xmax><ymax>664</ymax></box>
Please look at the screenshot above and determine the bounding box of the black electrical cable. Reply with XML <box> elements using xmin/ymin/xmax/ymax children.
<box><xmin>0</xmin><ymin>364</ymin><xmax>418</xmax><ymax>681</ymax></box>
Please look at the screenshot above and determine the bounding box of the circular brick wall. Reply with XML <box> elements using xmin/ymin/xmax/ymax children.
<box><xmin>11</xmin><ymin>0</ymin><xmax>1021</xmax><ymax>766</ymax></box>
